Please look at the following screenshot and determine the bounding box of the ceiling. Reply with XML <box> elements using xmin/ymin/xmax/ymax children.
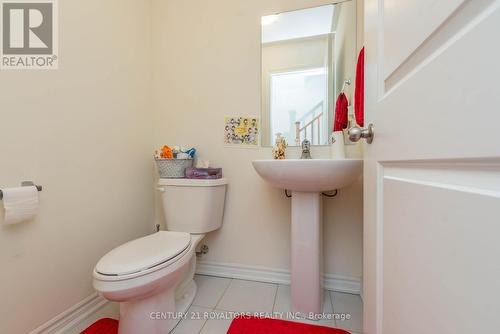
<box><xmin>262</xmin><ymin>5</ymin><xmax>335</xmax><ymax>44</ymax></box>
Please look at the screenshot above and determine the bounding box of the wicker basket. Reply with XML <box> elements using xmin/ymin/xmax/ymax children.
<box><xmin>155</xmin><ymin>158</ymin><xmax>194</xmax><ymax>178</ymax></box>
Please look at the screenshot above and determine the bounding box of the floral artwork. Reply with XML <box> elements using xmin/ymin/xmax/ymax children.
<box><xmin>224</xmin><ymin>117</ymin><xmax>259</xmax><ymax>146</ymax></box>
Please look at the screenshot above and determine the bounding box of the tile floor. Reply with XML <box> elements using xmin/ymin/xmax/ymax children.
<box><xmin>171</xmin><ymin>275</ymin><xmax>363</xmax><ymax>334</ymax></box>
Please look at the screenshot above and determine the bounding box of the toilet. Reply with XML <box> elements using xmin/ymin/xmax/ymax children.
<box><xmin>93</xmin><ymin>178</ymin><xmax>228</xmax><ymax>334</ymax></box>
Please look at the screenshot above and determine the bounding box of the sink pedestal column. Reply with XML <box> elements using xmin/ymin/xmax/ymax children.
<box><xmin>291</xmin><ymin>191</ymin><xmax>322</xmax><ymax>317</ymax></box>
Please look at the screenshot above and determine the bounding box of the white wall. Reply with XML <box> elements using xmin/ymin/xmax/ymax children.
<box><xmin>152</xmin><ymin>0</ymin><xmax>363</xmax><ymax>282</ymax></box>
<box><xmin>334</xmin><ymin>1</ymin><xmax>357</xmax><ymax>103</ymax></box>
<box><xmin>0</xmin><ymin>1</ymin><xmax>154</xmax><ymax>333</ymax></box>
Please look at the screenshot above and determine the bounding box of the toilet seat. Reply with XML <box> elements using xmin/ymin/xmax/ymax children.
<box><xmin>96</xmin><ymin>231</ymin><xmax>191</xmax><ymax>277</ymax></box>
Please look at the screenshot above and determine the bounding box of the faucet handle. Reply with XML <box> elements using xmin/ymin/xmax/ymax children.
<box><xmin>300</xmin><ymin>139</ymin><xmax>312</xmax><ymax>159</ymax></box>
<box><xmin>301</xmin><ymin>139</ymin><xmax>311</xmax><ymax>150</ymax></box>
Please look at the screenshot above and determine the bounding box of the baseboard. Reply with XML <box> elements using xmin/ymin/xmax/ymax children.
<box><xmin>323</xmin><ymin>273</ymin><xmax>361</xmax><ymax>294</ymax></box>
<box><xmin>29</xmin><ymin>293</ymin><xmax>109</xmax><ymax>334</ymax></box>
<box><xmin>196</xmin><ymin>260</ymin><xmax>362</xmax><ymax>294</ymax></box>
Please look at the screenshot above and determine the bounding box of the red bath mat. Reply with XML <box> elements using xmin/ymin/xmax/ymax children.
<box><xmin>80</xmin><ymin>318</ymin><xmax>118</xmax><ymax>334</ymax></box>
<box><xmin>227</xmin><ymin>316</ymin><xmax>351</xmax><ymax>334</ymax></box>
<box><xmin>81</xmin><ymin>316</ymin><xmax>351</xmax><ymax>334</ymax></box>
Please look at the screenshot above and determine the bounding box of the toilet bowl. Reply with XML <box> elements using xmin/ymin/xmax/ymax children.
<box><xmin>93</xmin><ymin>178</ymin><xmax>228</xmax><ymax>334</ymax></box>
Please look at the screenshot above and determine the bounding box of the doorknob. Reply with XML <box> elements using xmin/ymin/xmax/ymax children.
<box><xmin>348</xmin><ymin>124</ymin><xmax>374</xmax><ymax>144</ymax></box>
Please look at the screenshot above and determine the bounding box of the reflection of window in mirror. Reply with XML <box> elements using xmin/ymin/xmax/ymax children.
<box><xmin>261</xmin><ymin>1</ymin><xmax>357</xmax><ymax>146</ymax></box>
<box><xmin>270</xmin><ymin>68</ymin><xmax>327</xmax><ymax>146</ymax></box>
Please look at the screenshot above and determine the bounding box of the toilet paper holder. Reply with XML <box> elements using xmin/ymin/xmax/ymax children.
<box><xmin>0</xmin><ymin>181</ymin><xmax>43</xmax><ymax>200</ymax></box>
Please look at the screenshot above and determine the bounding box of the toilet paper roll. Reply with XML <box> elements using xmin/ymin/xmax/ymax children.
<box><xmin>1</xmin><ymin>186</ymin><xmax>39</xmax><ymax>225</ymax></box>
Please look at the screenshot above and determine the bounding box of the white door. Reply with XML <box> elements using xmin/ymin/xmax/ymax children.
<box><xmin>363</xmin><ymin>1</ymin><xmax>500</xmax><ymax>333</ymax></box>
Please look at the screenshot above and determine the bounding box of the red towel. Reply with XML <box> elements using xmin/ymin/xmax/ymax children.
<box><xmin>333</xmin><ymin>92</ymin><xmax>349</xmax><ymax>132</ymax></box>
<box><xmin>354</xmin><ymin>47</ymin><xmax>365</xmax><ymax>127</ymax></box>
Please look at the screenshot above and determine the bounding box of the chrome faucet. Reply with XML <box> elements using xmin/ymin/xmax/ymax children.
<box><xmin>301</xmin><ymin>139</ymin><xmax>312</xmax><ymax>159</ymax></box>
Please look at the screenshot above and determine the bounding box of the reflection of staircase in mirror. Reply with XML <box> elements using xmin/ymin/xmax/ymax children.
<box><xmin>294</xmin><ymin>101</ymin><xmax>324</xmax><ymax>145</ymax></box>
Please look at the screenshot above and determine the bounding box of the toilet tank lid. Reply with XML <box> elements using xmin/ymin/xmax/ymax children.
<box><xmin>158</xmin><ymin>178</ymin><xmax>228</xmax><ymax>187</ymax></box>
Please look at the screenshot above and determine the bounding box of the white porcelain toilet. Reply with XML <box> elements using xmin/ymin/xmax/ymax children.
<box><xmin>93</xmin><ymin>178</ymin><xmax>228</xmax><ymax>334</ymax></box>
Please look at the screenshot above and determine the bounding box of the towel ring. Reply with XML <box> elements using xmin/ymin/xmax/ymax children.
<box><xmin>341</xmin><ymin>79</ymin><xmax>352</xmax><ymax>92</ymax></box>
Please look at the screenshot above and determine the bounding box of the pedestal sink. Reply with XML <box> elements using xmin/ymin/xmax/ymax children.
<box><xmin>252</xmin><ymin>159</ymin><xmax>362</xmax><ymax>317</ymax></box>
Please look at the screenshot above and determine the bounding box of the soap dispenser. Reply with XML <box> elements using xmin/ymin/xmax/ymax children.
<box><xmin>272</xmin><ymin>133</ymin><xmax>287</xmax><ymax>160</ymax></box>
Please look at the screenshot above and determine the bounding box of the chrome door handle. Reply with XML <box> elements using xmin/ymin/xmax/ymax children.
<box><xmin>348</xmin><ymin>124</ymin><xmax>374</xmax><ymax>144</ymax></box>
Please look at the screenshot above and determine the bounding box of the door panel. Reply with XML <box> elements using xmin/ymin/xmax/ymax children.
<box><xmin>383</xmin><ymin>0</ymin><xmax>465</xmax><ymax>79</ymax></box>
<box><xmin>382</xmin><ymin>161</ymin><xmax>500</xmax><ymax>333</ymax></box>
<box><xmin>384</xmin><ymin>0</ymin><xmax>498</xmax><ymax>90</ymax></box>
<box><xmin>364</xmin><ymin>0</ymin><xmax>500</xmax><ymax>333</ymax></box>
<box><xmin>374</xmin><ymin>0</ymin><xmax>500</xmax><ymax>160</ymax></box>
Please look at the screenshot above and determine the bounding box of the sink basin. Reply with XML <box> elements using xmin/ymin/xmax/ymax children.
<box><xmin>252</xmin><ymin>159</ymin><xmax>362</xmax><ymax>192</ymax></box>
<box><xmin>252</xmin><ymin>158</ymin><xmax>363</xmax><ymax>317</ymax></box>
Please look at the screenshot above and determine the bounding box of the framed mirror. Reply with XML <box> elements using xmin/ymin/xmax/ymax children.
<box><xmin>261</xmin><ymin>1</ymin><xmax>357</xmax><ymax>146</ymax></box>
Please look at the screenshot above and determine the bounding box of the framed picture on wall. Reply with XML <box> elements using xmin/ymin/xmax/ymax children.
<box><xmin>224</xmin><ymin>117</ymin><xmax>260</xmax><ymax>147</ymax></box>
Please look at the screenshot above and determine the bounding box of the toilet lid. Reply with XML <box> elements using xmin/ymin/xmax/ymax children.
<box><xmin>95</xmin><ymin>231</ymin><xmax>191</xmax><ymax>276</ymax></box>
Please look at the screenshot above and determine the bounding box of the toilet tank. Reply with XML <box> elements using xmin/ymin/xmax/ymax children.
<box><xmin>157</xmin><ymin>178</ymin><xmax>228</xmax><ymax>234</ymax></box>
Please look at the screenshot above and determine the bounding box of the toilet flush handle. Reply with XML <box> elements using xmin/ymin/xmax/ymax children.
<box><xmin>156</xmin><ymin>187</ymin><xmax>165</xmax><ymax>193</ymax></box>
